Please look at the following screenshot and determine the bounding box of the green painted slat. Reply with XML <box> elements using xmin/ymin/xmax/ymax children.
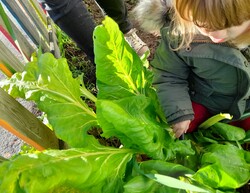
<box><xmin>0</xmin><ymin>2</ymin><xmax>15</xmax><ymax>39</ymax></box>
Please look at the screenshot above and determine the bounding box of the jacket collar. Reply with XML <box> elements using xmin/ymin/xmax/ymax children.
<box><xmin>178</xmin><ymin>36</ymin><xmax>248</xmax><ymax>70</ymax></box>
<box><xmin>192</xmin><ymin>34</ymin><xmax>236</xmax><ymax>48</ymax></box>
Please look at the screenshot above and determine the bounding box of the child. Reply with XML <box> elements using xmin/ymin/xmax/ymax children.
<box><xmin>134</xmin><ymin>0</ymin><xmax>250</xmax><ymax>138</ymax></box>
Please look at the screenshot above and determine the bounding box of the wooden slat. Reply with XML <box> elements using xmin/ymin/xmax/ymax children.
<box><xmin>2</xmin><ymin>1</ymin><xmax>50</xmax><ymax>53</ymax></box>
<box><xmin>0</xmin><ymin>88</ymin><xmax>59</xmax><ymax>150</ymax></box>
<box><xmin>0</xmin><ymin>3</ymin><xmax>29</xmax><ymax>62</ymax></box>
<box><xmin>0</xmin><ymin>30</ymin><xmax>24</xmax><ymax>72</ymax></box>
<box><xmin>0</xmin><ymin>63</ymin><xmax>13</xmax><ymax>77</ymax></box>
<box><xmin>0</xmin><ymin>14</ymin><xmax>37</xmax><ymax>59</ymax></box>
<box><xmin>19</xmin><ymin>0</ymin><xmax>49</xmax><ymax>43</ymax></box>
<box><xmin>30</xmin><ymin>0</ymin><xmax>48</xmax><ymax>23</ymax></box>
<box><xmin>0</xmin><ymin>1</ymin><xmax>61</xmax><ymax>151</ymax></box>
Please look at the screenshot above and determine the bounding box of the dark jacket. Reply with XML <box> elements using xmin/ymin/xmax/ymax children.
<box><xmin>151</xmin><ymin>27</ymin><xmax>250</xmax><ymax>124</ymax></box>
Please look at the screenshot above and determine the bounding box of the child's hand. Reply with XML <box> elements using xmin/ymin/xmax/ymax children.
<box><xmin>172</xmin><ymin>120</ymin><xmax>191</xmax><ymax>138</ymax></box>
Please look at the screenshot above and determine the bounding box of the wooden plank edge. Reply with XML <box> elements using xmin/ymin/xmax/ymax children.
<box><xmin>0</xmin><ymin>63</ymin><xmax>14</xmax><ymax>77</ymax></box>
<box><xmin>0</xmin><ymin>119</ymin><xmax>45</xmax><ymax>151</ymax></box>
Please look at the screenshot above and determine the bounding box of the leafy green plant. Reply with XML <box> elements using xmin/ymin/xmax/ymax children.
<box><xmin>0</xmin><ymin>17</ymin><xmax>249</xmax><ymax>193</ymax></box>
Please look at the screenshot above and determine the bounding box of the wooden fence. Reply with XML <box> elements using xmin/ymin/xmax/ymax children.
<box><xmin>0</xmin><ymin>0</ymin><xmax>60</xmax><ymax>151</ymax></box>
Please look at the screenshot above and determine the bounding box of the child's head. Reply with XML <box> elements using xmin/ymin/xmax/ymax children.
<box><xmin>172</xmin><ymin>0</ymin><xmax>250</xmax><ymax>49</ymax></box>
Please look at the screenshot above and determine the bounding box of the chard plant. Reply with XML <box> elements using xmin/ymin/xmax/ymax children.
<box><xmin>0</xmin><ymin>17</ymin><xmax>250</xmax><ymax>193</ymax></box>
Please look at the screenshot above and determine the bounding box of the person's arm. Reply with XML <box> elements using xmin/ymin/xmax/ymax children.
<box><xmin>151</xmin><ymin>27</ymin><xmax>194</xmax><ymax>137</ymax></box>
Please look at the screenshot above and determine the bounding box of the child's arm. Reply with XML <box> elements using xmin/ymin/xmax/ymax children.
<box><xmin>151</xmin><ymin>27</ymin><xmax>194</xmax><ymax>132</ymax></box>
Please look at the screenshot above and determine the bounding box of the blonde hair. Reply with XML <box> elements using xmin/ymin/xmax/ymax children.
<box><xmin>171</xmin><ymin>0</ymin><xmax>250</xmax><ymax>49</ymax></box>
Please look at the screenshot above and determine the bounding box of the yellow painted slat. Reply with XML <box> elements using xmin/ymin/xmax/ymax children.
<box><xmin>0</xmin><ymin>88</ymin><xmax>59</xmax><ymax>150</ymax></box>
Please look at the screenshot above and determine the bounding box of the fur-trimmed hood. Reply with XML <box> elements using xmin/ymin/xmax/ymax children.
<box><xmin>132</xmin><ymin>0</ymin><xmax>173</xmax><ymax>35</ymax></box>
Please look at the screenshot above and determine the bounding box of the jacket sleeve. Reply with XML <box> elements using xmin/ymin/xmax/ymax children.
<box><xmin>151</xmin><ymin>28</ymin><xmax>194</xmax><ymax>124</ymax></box>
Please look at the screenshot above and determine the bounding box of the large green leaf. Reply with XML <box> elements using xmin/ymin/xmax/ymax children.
<box><xmin>145</xmin><ymin>174</ymin><xmax>208</xmax><ymax>193</ymax></box>
<box><xmin>136</xmin><ymin>160</ymin><xmax>204</xmax><ymax>193</ymax></box>
<box><xmin>0</xmin><ymin>53</ymin><xmax>97</xmax><ymax>147</ymax></box>
<box><xmin>0</xmin><ymin>146</ymin><xmax>134</xmax><ymax>193</ymax></box>
<box><xmin>96</xmin><ymin>96</ymin><xmax>169</xmax><ymax>160</ymax></box>
<box><xmin>124</xmin><ymin>175</ymin><xmax>159</xmax><ymax>193</ymax></box>
<box><xmin>124</xmin><ymin>175</ymin><xmax>188</xmax><ymax>193</ymax></box>
<box><xmin>209</xmin><ymin>122</ymin><xmax>246</xmax><ymax>141</ymax></box>
<box><xmin>94</xmin><ymin>16</ymin><xmax>153</xmax><ymax>100</ymax></box>
<box><xmin>193</xmin><ymin>144</ymin><xmax>250</xmax><ymax>189</ymax></box>
<box><xmin>94</xmin><ymin>17</ymin><xmax>195</xmax><ymax>161</ymax></box>
<box><xmin>124</xmin><ymin>160</ymin><xmax>206</xmax><ymax>193</ymax></box>
<box><xmin>97</xmin><ymin>95</ymin><xmax>194</xmax><ymax>160</ymax></box>
<box><xmin>139</xmin><ymin>160</ymin><xmax>195</xmax><ymax>177</ymax></box>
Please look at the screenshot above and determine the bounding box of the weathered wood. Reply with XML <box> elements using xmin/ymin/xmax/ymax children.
<box><xmin>0</xmin><ymin>1</ymin><xmax>61</xmax><ymax>150</ymax></box>
<box><xmin>0</xmin><ymin>63</ymin><xmax>13</xmax><ymax>77</ymax></box>
<box><xmin>0</xmin><ymin>0</ymin><xmax>60</xmax><ymax>64</ymax></box>
<box><xmin>2</xmin><ymin>0</ymin><xmax>50</xmax><ymax>53</ymax></box>
<box><xmin>0</xmin><ymin>29</ymin><xmax>25</xmax><ymax>72</ymax></box>
<box><xmin>19</xmin><ymin>0</ymin><xmax>49</xmax><ymax>44</ymax></box>
<box><xmin>0</xmin><ymin>15</ymin><xmax>37</xmax><ymax>61</ymax></box>
<box><xmin>0</xmin><ymin>88</ymin><xmax>59</xmax><ymax>150</ymax></box>
<box><xmin>30</xmin><ymin>0</ymin><xmax>48</xmax><ymax>23</ymax></box>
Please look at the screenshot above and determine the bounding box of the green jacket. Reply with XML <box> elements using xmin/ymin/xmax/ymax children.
<box><xmin>151</xmin><ymin>27</ymin><xmax>250</xmax><ymax>124</ymax></box>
